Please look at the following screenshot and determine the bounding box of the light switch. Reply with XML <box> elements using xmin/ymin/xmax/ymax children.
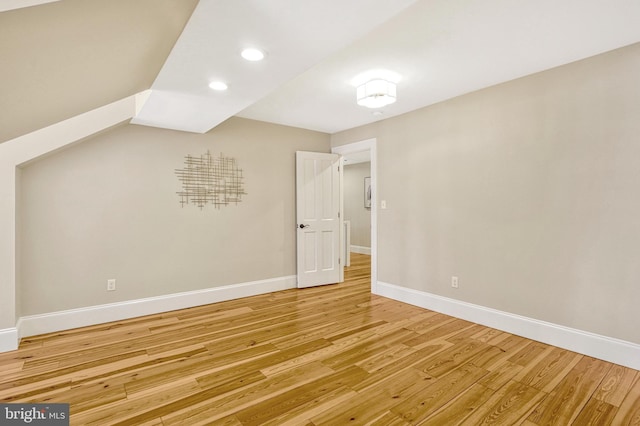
<box><xmin>381</xmin><ymin>200</ymin><xmax>387</xmax><ymax>209</ymax></box>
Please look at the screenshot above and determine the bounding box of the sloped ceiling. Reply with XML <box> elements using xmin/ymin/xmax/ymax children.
<box><xmin>0</xmin><ymin>0</ymin><xmax>198</xmax><ymax>143</ymax></box>
<box><xmin>2</xmin><ymin>0</ymin><xmax>640</xmax><ymax>142</ymax></box>
<box><xmin>131</xmin><ymin>0</ymin><xmax>417</xmax><ymax>133</ymax></box>
<box><xmin>240</xmin><ymin>0</ymin><xmax>640</xmax><ymax>133</ymax></box>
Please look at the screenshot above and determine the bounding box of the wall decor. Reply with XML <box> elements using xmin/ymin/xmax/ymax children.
<box><xmin>364</xmin><ymin>176</ymin><xmax>371</xmax><ymax>208</ymax></box>
<box><xmin>175</xmin><ymin>151</ymin><xmax>246</xmax><ymax>209</ymax></box>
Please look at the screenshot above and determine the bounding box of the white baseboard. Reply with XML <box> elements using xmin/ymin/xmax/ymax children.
<box><xmin>376</xmin><ymin>281</ymin><xmax>640</xmax><ymax>371</ymax></box>
<box><xmin>350</xmin><ymin>245</ymin><xmax>371</xmax><ymax>255</ymax></box>
<box><xmin>0</xmin><ymin>328</ymin><xmax>18</xmax><ymax>352</ymax></box>
<box><xmin>17</xmin><ymin>275</ymin><xmax>297</xmax><ymax>340</ymax></box>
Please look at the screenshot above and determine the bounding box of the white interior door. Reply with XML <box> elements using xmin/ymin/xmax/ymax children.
<box><xmin>296</xmin><ymin>151</ymin><xmax>342</xmax><ymax>288</ymax></box>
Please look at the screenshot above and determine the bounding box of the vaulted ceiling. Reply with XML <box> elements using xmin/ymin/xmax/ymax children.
<box><xmin>2</xmin><ymin>0</ymin><xmax>640</xmax><ymax>144</ymax></box>
<box><xmin>0</xmin><ymin>0</ymin><xmax>198</xmax><ymax>143</ymax></box>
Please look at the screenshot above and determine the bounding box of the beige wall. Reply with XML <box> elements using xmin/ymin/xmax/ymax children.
<box><xmin>332</xmin><ymin>43</ymin><xmax>640</xmax><ymax>344</ymax></box>
<box><xmin>0</xmin><ymin>0</ymin><xmax>197</xmax><ymax>143</ymax></box>
<box><xmin>344</xmin><ymin>162</ymin><xmax>371</xmax><ymax>248</ymax></box>
<box><xmin>19</xmin><ymin>117</ymin><xmax>330</xmax><ymax>315</ymax></box>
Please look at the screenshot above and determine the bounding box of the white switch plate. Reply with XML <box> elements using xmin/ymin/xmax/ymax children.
<box><xmin>381</xmin><ymin>200</ymin><xmax>387</xmax><ymax>209</ymax></box>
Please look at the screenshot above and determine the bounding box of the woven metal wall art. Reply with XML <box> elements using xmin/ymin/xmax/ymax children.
<box><xmin>175</xmin><ymin>151</ymin><xmax>246</xmax><ymax>209</ymax></box>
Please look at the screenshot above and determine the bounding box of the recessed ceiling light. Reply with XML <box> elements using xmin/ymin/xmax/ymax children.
<box><xmin>241</xmin><ymin>48</ymin><xmax>265</xmax><ymax>61</ymax></box>
<box><xmin>209</xmin><ymin>81</ymin><xmax>228</xmax><ymax>91</ymax></box>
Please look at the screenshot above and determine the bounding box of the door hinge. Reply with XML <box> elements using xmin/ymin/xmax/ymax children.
<box><xmin>338</xmin><ymin>257</ymin><xmax>341</xmax><ymax>265</ymax></box>
<box><xmin>338</xmin><ymin>211</ymin><xmax>340</xmax><ymax>218</ymax></box>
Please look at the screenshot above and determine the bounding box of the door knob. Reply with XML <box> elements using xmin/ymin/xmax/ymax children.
<box><xmin>299</xmin><ymin>224</ymin><xmax>310</xmax><ymax>229</ymax></box>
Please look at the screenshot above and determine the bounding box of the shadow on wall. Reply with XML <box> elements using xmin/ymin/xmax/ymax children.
<box><xmin>343</xmin><ymin>159</ymin><xmax>371</xmax><ymax>254</ymax></box>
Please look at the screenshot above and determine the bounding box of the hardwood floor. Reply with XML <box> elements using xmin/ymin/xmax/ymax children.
<box><xmin>1</xmin><ymin>253</ymin><xmax>639</xmax><ymax>425</ymax></box>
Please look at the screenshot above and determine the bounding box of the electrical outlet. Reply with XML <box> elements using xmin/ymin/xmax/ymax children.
<box><xmin>107</xmin><ymin>279</ymin><xmax>116</xmax><ymax>291</ymax></box>
<box><xmin>451</xmin><ymin>276</ymin><xmax>459</xmax><ymax>288</ymax></box>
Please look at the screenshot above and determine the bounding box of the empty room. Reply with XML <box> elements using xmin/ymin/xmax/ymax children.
<box><xmin>1</xmin><ymin>0</ymin><xmax>639</xmax><ymax>424</ymax></box>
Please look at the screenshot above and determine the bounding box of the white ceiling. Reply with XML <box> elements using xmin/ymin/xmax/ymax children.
<box><xmin>6</xmin><ymin>0</ymin><xmax>640</xmax><ymax>135</ymax></box>
<box><xmin>130</xmin><ymin>0</ymin><xmax>417</xmax><ymax>133</ymax></box>
<box><xmin>240</xmin><ymin>0</ymin><xmax>640</xmax><ymax>133</ymax></box>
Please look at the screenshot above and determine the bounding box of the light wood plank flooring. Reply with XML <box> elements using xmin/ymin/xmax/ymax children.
<box><xmin>1</xmin><ymin>253</ymin><xmax>639</xmax><ymax>425</ymax></box>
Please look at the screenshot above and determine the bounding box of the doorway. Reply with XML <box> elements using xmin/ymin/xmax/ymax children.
<box><xmin>332</xmin><ymin>138</ymin><xmax>377</xmax><ymax>293</ymax></box>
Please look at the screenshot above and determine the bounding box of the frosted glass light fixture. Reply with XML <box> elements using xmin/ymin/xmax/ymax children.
<box><xmin>356</xmin><ymin>79</ymin><xmax>397</xmax><ymax>108</ymax></box>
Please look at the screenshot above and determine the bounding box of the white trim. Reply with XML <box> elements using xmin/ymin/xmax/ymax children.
<box><xmin>376</xmin><ymin>281</ymin><xmax>640</xmax><ymax>371</ymax></box>
<box><xmin>0</xmin><ymin>0</ymin><xmax>60</xmax><ymax>13</ymax></box>
<box><xmin>332</xmin><ymin>138</ymin><xmax>377</xmax><ymax>292</ymax></box>
<box><xmin>0</xmin><ymin>328</ymin><xmax>18</xmax><ymax>352</ymax></box>
<box><xmin>17</xmin><ymin>276</ymin><xmax>296</xmax><ymax>339</ymax></box>
<box><xmin>350</xmin><ymin>245</ymin><xmax>371</xmax><ymax>255</ymax></box>
<box><xmin>343</xmin><ymin>220</ymin><xmax>351</xmax><ymax>267</ymax></box>
<box><xmin>338</xmin><ymin>156</ymin><xmax>345</xmax><ymax>282</ymax></box>
<box><xmin>4</xmin><ymin>92</ymin><xmax>146</xmax><ymax>166</ymax></box>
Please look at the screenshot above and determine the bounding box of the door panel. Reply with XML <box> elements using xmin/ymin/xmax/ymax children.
<box><xmin>322</xmin><ymin>231</ymin><xmax>335</xmax><ymax>270</ymax></box>
<box><xmin>303</xmin><ymin>232</ymin><xmax>317</xmax><ymax>272</ymax></box>
<box><xmin>296</xmin><ymin>151</ymin><xmax>341</xmax><ymax>288</ymax></box>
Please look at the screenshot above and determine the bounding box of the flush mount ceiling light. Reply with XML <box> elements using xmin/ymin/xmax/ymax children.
<box><xmin>356</xmin><ymin>79</ymin><xmax>397</xmax><ymax>109</ymax></box>
<box><xmin>241</xmin><ymin>48</ymin><xmax>265</xmax><ymax>61</ymax></box>
<box><xmin>208</xmin><ymin>81</ymin><xmax>228</xmax><ymax>91</ymax></box>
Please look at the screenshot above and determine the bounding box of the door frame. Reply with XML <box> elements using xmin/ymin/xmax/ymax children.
<box><xmin>332</xmin><ymin>138</ymin><xmax>377</xmax><ymax>293</ymax></box>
